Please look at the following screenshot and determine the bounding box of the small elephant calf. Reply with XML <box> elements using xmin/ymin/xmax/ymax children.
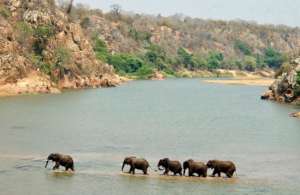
<box><xmin>45</xmin><ymin>153</ymin><xmax>74</xmax><ymax>171</ymax></box>
<box><xmin>183</xmin><ymin>159</ymin><xmax>207</xmax><ymax>177</ymax></box>
<box><xmin>207</xmin><ymin>160</ymin><xmax>236</xmax><ymax>178</ymax></box>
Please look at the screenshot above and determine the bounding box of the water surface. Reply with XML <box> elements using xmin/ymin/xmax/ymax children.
<box><xmin>0</xmin><ymin>79</ymin><xmax>299</xmax><ymax>194</ymax></box>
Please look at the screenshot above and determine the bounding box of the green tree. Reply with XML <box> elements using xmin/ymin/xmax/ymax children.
<box><xmin>177</xmin><ymin>47</ymin><xmax>195</xmax><ymax>70</ymax></box>
<box><xmin>207</xmin><ymin>52</ymin><xmax>224</xmax><ymax>70</ymax></box>
<box><xmin>264</xmin><ymin>47</ymin><xmax>284</xmax><ymax>68</ymax></box>
<box><xmin>93</xmin><ymin>37</ymin><xmax>109</xmax><ymax>62</ymax></box>
<box><xmin>108</xmin><ymin>54</ymin><xmax>144</xmax><ymax>74</ymax></box>
<box><xmin>243</xmin><ymin>56</ymin><xmax>257</xmax><ymax>71</ymax></box>
<box><xmin>144</xmin><ymin>44</ymin><xmax>167</xmax><ymax>70</ymax></box>
<box><xmin>234</xmin><ymin>40</ymin><xmax>252</xmax><ymax>55</ymax></box>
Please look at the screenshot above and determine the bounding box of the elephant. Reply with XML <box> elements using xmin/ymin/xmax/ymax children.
<box><xmin>206</xmin><ymin>160</ymin><xmax>236</xmax><ymax>178</ymax></box>
<box><xmin>183</xmin><ymin>159</ymin><xmax>207</xmax><ymax>177</ymax></box>
<box><xmin>157</xmin><ymin>158</ymin><xmax>182</xmax><ymax>176</ymax></box>
<box><xmin>45</xmin><ymin>153</ymin><xmax>74</xmax><ymax>171</ymax></box>
<box><xmin>121</xmin><ymin>156</ymin><xmax>149</xmax><ymax>175</ymax></box>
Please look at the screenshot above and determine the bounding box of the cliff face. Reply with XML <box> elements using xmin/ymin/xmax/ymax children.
<box><xmin>261</xmin><ymin>58</ymin><xmax>300</xmax><ymax>104</ymax></box>
<box><xmin>0</xmin><ymin>0</ymin><xmax>120</xmax><ymax>96</ymax></box>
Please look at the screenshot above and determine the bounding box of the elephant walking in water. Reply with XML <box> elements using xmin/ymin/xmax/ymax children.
<box><xmin>45</xmin><ymin>153</ymin><xmax>74</xmax><ymax>171</ymax></box>
<box><xmin>206</xmin><ymin>160</ymin><xmax>236</xmax><ymax>178</ymax></box>
<box><xmin>157</xmin><ymin>158</ymin><xmax>182</xmax><ymax>176</ymax></box>
<box><xmin>122</xmin><ymin>156</ymin><xmax>149</xmax><ymax>175</ymax></box>
<box><xmin>183</xmin><ymin>159</ymin><xmax>207</xmax><ymax>177</ymax></box>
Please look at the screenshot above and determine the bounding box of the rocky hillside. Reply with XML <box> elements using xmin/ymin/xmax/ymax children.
<box><xmin>65</xmin><ymin>4</ymin><xmax>300</xmax><ymax>79</ymax></box>
<box><xmin>0</xmin><ymin>0</ymin><xmax>120</xmax><ymax>96</ymax></box>
<box><xmin>261</xmin><ymin>57</ymin><xmax>300</xmax><ymax>105</ymax></box>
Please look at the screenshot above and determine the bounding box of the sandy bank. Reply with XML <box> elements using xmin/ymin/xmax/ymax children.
<box><xmin>203</xmin><ymin>79</ymin><xmax>275</xmax><ymax>86</ymax></box>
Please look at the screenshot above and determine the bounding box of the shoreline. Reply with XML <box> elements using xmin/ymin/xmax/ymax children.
<box><xmin>203</xmin><ymin>79</ymin><xmax>275</xmax><ymax>87</ymax></box>
<box><xmin>0</xmin><ymin>69</ymin><xmax>274</xmax><ymax>98</ymax></box>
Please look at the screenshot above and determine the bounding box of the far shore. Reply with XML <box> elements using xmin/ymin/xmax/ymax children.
<box><xmin>203</xmin><ymin>79</ymin><xmax>274</xmax><ymax>86</ymax></box>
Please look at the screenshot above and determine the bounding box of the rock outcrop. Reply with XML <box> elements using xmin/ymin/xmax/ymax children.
<box><xmin>261</xmin><ymin>58</ymin><xmax>300</xmax><ymax>104</ymax></box>
<box><xmin>0</xmin><ymin>0</ymin><xmax>120</xmax><ymax>97</ymax></box>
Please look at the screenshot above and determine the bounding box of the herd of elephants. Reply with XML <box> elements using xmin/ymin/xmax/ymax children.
<box><xmin>45</xmin><ymin>153</ymin><xmax>237</xmax><ymax>178</ymax></box>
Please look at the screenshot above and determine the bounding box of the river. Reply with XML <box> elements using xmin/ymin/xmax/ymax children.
<box><xmin>0</xmin><ymin>79</ymin><xmax>299</xmax><ymax>195</ymax></box>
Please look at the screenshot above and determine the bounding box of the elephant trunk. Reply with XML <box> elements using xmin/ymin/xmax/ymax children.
<box><xmin>183</xmin><ymin>168</ymin><xmax>186</xmax><ymax>175</ymax></box>
<box><xmin>121</xmin><ymin>162</ymin><xmax>125</xmax><ymax>171</ymax></box>
<box><xmin>45</xmin><ymin>160</ymin><xmax>49</xmax><ymax>168</ymax></box>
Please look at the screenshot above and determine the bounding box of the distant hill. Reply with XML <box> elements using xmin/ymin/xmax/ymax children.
<box><xmin>67</xmin><ymin>3</ymin><xmax>300</xmax><ymax>77</ymax></box>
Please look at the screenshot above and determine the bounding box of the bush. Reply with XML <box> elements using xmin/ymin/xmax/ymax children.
<box><xmin>207</xmin><ymin>51</ymin><xmax>224</xmax><ymax>70</ymax></box>
<box><xmin>108</xmin><ymin>54</ymin><xmax>145</xmax><ymax>74</ymax></box>
<box><xmin>32</xmin><ymin>25</ymin><xmax>55</xmax><ymax>55</ymax></box>
<box><xmin>177</xmin><ymin>47</ymin><xmax>202</xmax><ymax>70</ymax></box>
<box><xmin>93</xmin><ymin>37</ymin><xmax>109</xmax><ymax>62</ymax></box>
<box><xmin>15</xmin><ymin>22</ymin><xmax>33</xmax><ymax>45</ymax></box>
<box><xmin>275</xmin><ymin>62</ymin><xmax>293</xmax><ymax>78</ymax></box>
<box><xmin>129</xmin><ymin>28</ymin><xmax>151</xmax><ymax>42</ymax></box>
<box><xmin>80</xmin><ymin>17</ymin><xmax>91</xmax><ymax>29</ymax></box>
<box><xmin>243</xmin><ymin>56</ymin><xmax>257</xmax><ymax>71</ymax></box>
<box><xmin>33</xmin><ymin>25</ymin><xmax>55</xmax><ymax>39</ymax></box>
<box><xmin>264</xmin><ymin>47</ymin><xmax>284</xmax><ymax>68</ymax></box>
<box><xmin>234</xmin><ymin>40</ymin><xmax>252</xmax><ymax>55</ymax></box>
<box><xmin>54</xmin><ymin>47</ymin><xmax>71</xmax><ymax>69</ymax></box>
<box><xmin>0</xmin><ymin>6</ymin><xmax>11</xmax><ymax>18</ymax></box>
<box><xmin>134</xmin><ymin>64</ymin><xmax>154</xmax><ymax>79</ymax></box>
<box><xmin>144</xmin><ymin>44</ymin><xmax>168</xmax><ymax>71</ymax></box>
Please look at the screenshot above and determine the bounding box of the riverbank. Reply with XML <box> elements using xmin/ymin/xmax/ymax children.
<box><xmin>0</xmin><ymin>69</ymin><xmax>274</xmax><ymax>97</ymax></box>
<box><xmin>0</xmin><ymin>71</ymin><xmax>122</xmax><ymax>97</ymax></box>
<box><xmin>203</xmin><ymin>79</ymin><xmax>275</xmax><ymax>86</ymax></box>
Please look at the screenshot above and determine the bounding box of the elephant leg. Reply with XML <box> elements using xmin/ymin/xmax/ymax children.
<box><xmin>203</xmin><ymin>171</ymin><xmax>207</xmax><ymax>178</ymax></box>
<box><xmin>143</xmin><ymin>168</ymin><xmax>148</xmax><ymax>175</ymax></box>
<box><xmin>211</xmin><ymin>169</ymin><xmax>217</xmax><ymax>177</ymax></box>
<box><xmin>189</xmin><ymin>171</ymin><xmax>193</xmax><ymax>177</ymax></box>
<box><xmin>179</xmin><ymin>168</ymin><xmax>182</xmax><ymax>176</ymax></box>
<box><xmin>128</xmin><ymin>166</ymin><xmax>133</xmax><ymax>174</ymax></box>
<box><xmin>53</xmin><ymin>162</ymin><xmax>60</xmax><ymax>170</ymax></box>
<box><xmin>226</xmin><ymin>171</ymin><xmax>233</xmax><ymax>178</ymax></box>
<box><xmin>164</xmin><ymin>168</ymin><xmax>169</xmax><ymax>175</ymax></box>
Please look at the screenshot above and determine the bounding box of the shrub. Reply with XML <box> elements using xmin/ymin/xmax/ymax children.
<box><xmin>264</xmin><ymin>47</ymin><xmax>284</xmax><ymax>68</ymax></box>
<box><xmin>144</xmin><ymin>44</ymin><xmax>168</xmax><ymax>70</ymax></box>
<box><xmin>54</xmin><ymin>47</ymin><xmax>71</xmax><ymax>69</ymax></box>
<box><xmin>93</xmin><ymin>37</ymin><xmax>109</xmax><ymax>62</ymax></box>
<box><xmin>129</xmin><ymin>28</ymin><xmax>151</xmax><ymax>42</ymax></box>
<box><xmin>243</xmin><ymin>56</ymin><xmax>257</xmax><ymax>71</ymax></box>
<box><xmin>177</xmin><ymin>47</ymin><xmax>199</xmax><ymax>70</ymax></box>
<box><xmin>33</xmin><ymin>25</ymin><xmax>55</xmax><ymax>39</ymax></box>
<box><xmin>15</xmin><ymin>22</ymin><xmax>33</xmax><ymax>45</ymax></box>
<box><xmin>275</xmin><ymin>62</ymin><xmax>293</xmax><ymax>78</ymax></box>
<box><xmin>234</xmin><ymin>40</ymin><xmax>252</xmax><ymax>55</ymax></box>
<box><xmin>80</xmin><ymin>17</ymin><xmax>91</xmax><ymax>29</ymax></box>
<box><xmin>0</xmin><ymin>6</ymin><xmax>11</xmax><ymax>18</ymax></box>
<box><xmin>207</xmin><ymin>51</ymin><xmax>224</xmax><ymax>70</ymax></box>
<box><xmin>108</xmin><ymin>54</ymin><xmax>145</xmax><ymax>74</ymax></box>
<box><xmin>134</xmin><ymin>64</ymin><xmax>154</xmax><ymax>79</ymax></box>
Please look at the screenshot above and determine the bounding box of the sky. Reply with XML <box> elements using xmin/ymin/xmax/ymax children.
<box><xmin>75</xmin><ymin>0</ymin><xmax>300</xmax><ymax>27</ymax></box>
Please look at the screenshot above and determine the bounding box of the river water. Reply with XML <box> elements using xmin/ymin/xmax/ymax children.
<box><xmin>0</xmin><ymin>79</ymin><xmax>299</xmax><ymax>195</ymax></box>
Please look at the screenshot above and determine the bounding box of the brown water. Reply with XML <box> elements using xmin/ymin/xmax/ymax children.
<box><xmin>0</xmin><ymin>79</ymin><xmax>299</xmax><ymax>194</ymax></box>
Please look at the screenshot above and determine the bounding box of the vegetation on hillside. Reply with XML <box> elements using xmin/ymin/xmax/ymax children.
<box><xmin>63</xmin><ymin>3</ymin><xmax>300</xmax><ymax>78</ymax></box>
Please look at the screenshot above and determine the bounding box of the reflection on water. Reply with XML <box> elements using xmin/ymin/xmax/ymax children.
<box><xmin>0</xmin><ymin>79</ymin><xmax>299</xmax><ymax>195</ymax></box>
